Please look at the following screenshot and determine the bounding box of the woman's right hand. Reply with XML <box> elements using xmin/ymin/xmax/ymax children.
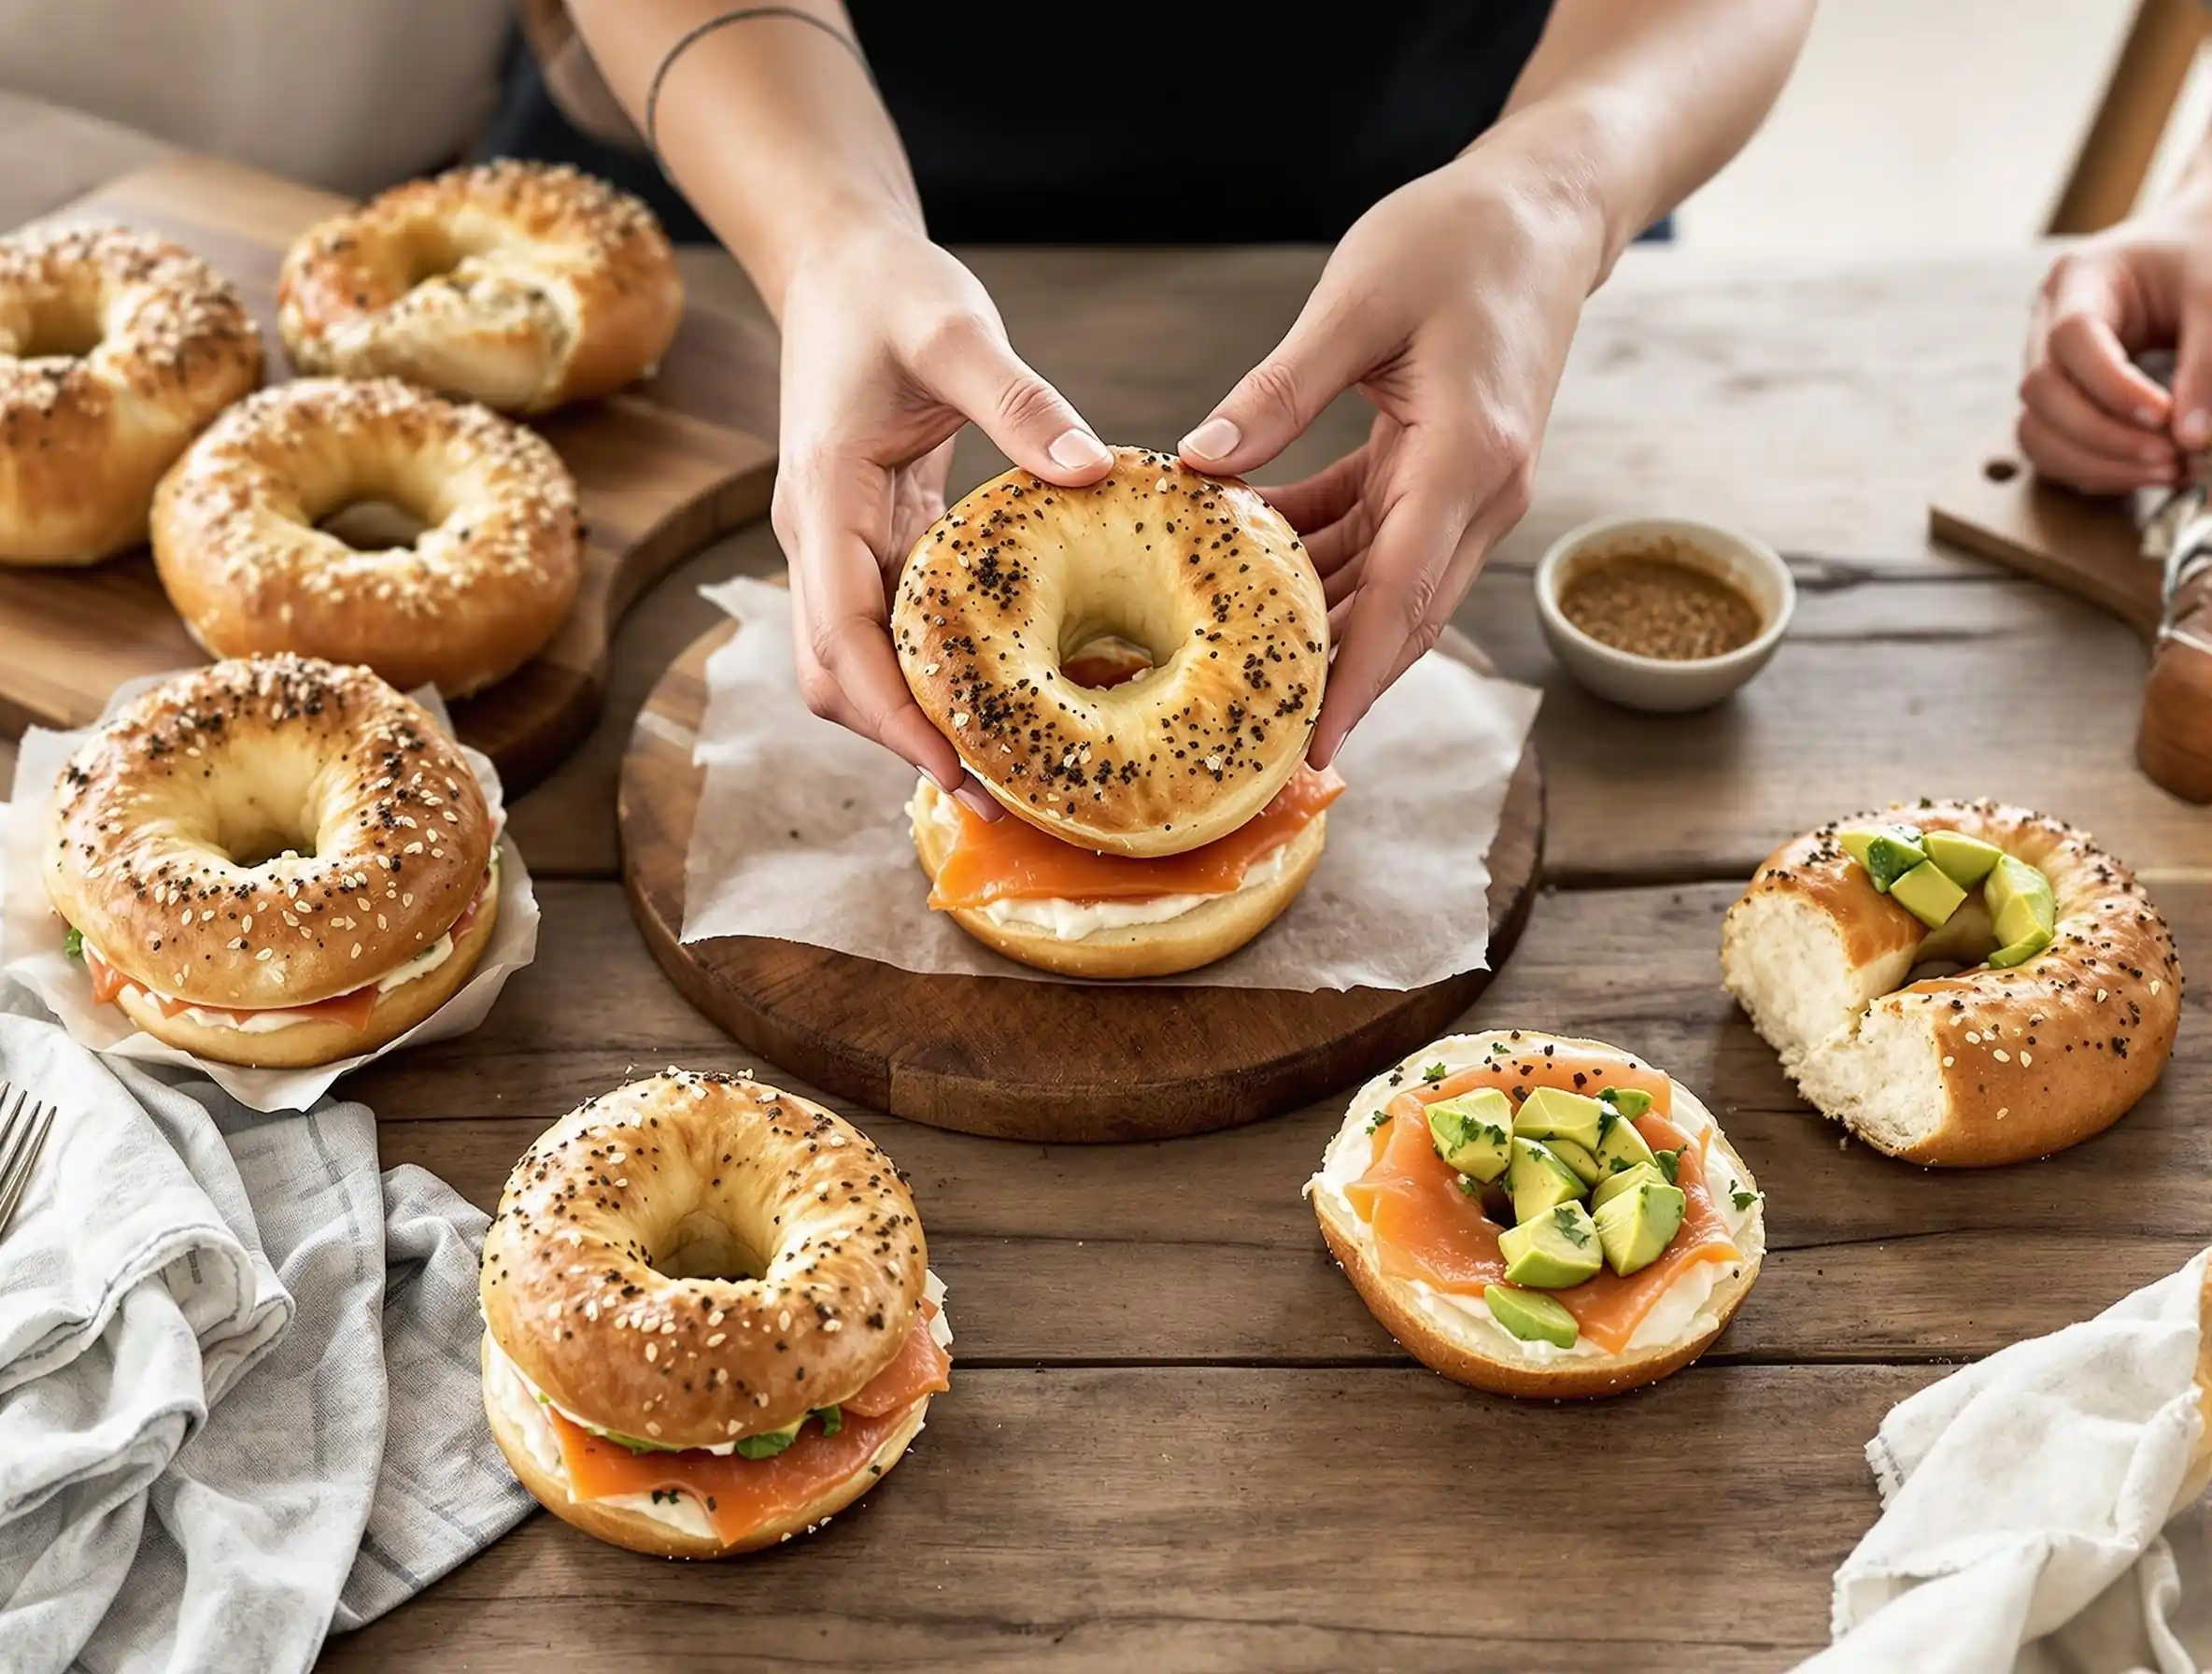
<box><xmin>2019</xmin><ymin>183</ymin><xmax>2212</xmax><ymax>495</ymax></box>
<box><xmin>772</xmin><ymin>220</ymin><xmax>1113</xmax><ymax>811</ymax></box>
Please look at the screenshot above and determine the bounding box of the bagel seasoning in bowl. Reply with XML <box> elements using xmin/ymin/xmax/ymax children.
<box><xmin>1535</xmin><ymin>516</ymin><xmax>1794</xmax><ymax>712</ymax></box>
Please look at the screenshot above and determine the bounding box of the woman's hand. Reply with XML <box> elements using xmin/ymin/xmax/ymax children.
<box><xmin>773</xmin><ymin>220</ymin><xmax>1113</xmax><ymax>810</ymax></box>
<box><xmin>1178</xmin><ymin>158</ymin><xmax>1604</xmax><ymax>767</ymax></box>
<box><xmin>2018</xmin><ymin>182</ymin><xmax>2212</xmax><ymax>495</ymax></box>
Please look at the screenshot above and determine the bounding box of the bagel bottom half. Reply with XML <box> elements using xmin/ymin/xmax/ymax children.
<box><xmin>909</xmin><ymin>778</ymin><xmax>1326</xmax><ymax>979</ymax></box>
<box><xmin>482</xmin><ymin>1337</ymin><xmax>932</xmax><ymax>1560</ymax></box>
<box><xmin>105</xmin><ymin>885</ymin><xmax>497</xmax><ymax>1069</ymax></box>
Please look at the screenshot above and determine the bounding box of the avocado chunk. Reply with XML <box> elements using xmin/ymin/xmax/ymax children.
<box><xmin>1545</xmin><ymin>1137</ymin><xmax>1603</xmax><ymax>1187</ymax></box>
<box><xmin>1591</xmin><ymin>1159</ymin><xmax>1668</xmax><ymax>1212</ymax></box>
<box><xmin>1592</xmin><ymin>1181</ymin><xmax>1688</xmax><ymax>1278</ymax></box>
<box><xmin>1513</xmin><ymin>1085</ymin><xmax>1605</xmax><ymax>1152</ymax></box>
<box><xmin>1838</xmin><ymin>824</ymin><xmax>1927</xmax><ymax>893</ymax></box>
<box><xmin>1508</xmin><ymin>1137</ymin><xmax>1585</xmax><ymax>1225</ymax></box>
<box><xmin>1483</xmin><ymin>1284</ymin><xmax>1579</xmax><ymax>1349</ymax></box>
<box><xmin>1890</xmin><ymin>859</ymin><xmax>1967</xmax><ymax>929</ymax></box>
<box><xmin>1595</xmin><ymin>1102</ymin><xmax>1660</xmax><ymax>1178</ymax></box>
<box><xmin>731</xmin><ymin>1416</ymin><xmax>809</xmax><ymax>1459</ymax></box>
<box><xmin>1987</xmin><ymin>925</ymin><xmax>2054</xmax><ymax>970</ymax></box>
<box><xmin>1923</xmin><ymin>830</ymin><xmax>2005</xmax><ymax>888</ymax></box>
<box><xmin>1599</xmin><ymin>1087</ymin><xmax>1653</xmax><ymax>1122</ymax></box>
<box><xmin>1986</xmin><ymin>855</ymin><xmax>2057</xmax><ymax>946</ymax></box>
<box><xmin>1425</xmin><ymin>1089</ymin><xmax>1514</xmax><ymax>1183</ymax></box>
<box><xmin>1498</xmin><ymin>1200</ymin><xmax>1604</xmax><ymax>1288</ymax></box>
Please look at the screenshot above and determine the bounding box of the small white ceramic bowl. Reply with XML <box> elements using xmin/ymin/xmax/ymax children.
<box><xmin>1533</xmin><ymin>514</ymin><xmax>1795</xmax><ymax>713</ymax></box>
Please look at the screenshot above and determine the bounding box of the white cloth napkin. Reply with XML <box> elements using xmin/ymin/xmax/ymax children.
<box><xmin>0</xmin><ymin>981</ymin><xmax>532</xmax><ymax>1674</ymax></box>
<box><xmin>1805</xmin><ymin>1250</ymin><xmax>2212</xmax><ymax>1673</ymax></box>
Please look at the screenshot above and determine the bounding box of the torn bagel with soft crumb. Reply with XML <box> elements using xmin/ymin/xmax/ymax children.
<box><xmin>480</xmin><ymin>1071</ymin><xmax>952</xmax><ymax>1559</ymax></box>
<box><xmin>1721</xmin><ymin>801</ymin><xmax>2181</xmax><ymax>1166</ymax></box>
<box><xmin>1308</xmin><ymin>1031</ymin><xmax>1764</xmax><ymax>1400</ymax></box>
<box><xmin>43</xmin><ymin>655</ymin><xmax>498</xmax><ymax>1069</ymax></box>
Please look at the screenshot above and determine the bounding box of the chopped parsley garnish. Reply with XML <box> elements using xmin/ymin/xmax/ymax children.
<box><xmin>731</xmin><ymin>1406</ymin><xmax>844</xmax><ymax>1458</ymax></box>
<box><xmin>1731</xmin><ymin>1187</ymin><xmax>1762</xmax><ymax>1213</ymax></box>
<box><xmin>63</xmin><ymin>927</ymin><xmax>82</xmax><ymax>961</ymax></box>
<box><xmin>1365</xmin><ymin>1109</ymin><xmax>1390</xmax><ymax>1134</ymax></box>
<box><xmin>1421</xmin><ymin>1063</ymin><xmax>1448</xmax><ymax>1085</ymax></box>
<box><xmin>1654</xmin><ymin>1148</ymin><xmax>1681</xmax><ymax>1185</ymax></box>
<box><xmin>1456</xmin><ymin>1175</ymin><xmax>1480</xmax><ymax>1197</ymax></box>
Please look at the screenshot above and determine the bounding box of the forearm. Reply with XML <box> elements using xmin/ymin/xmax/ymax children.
<box><xmin>563</xmin><ymin>0</ymin><xmax>918</xmax><ymax>316</ymax></box>
<box><xmin>1481</xmin><ymin>0</ymin><xmax>1814</xmax><ymax>283</ymax></box>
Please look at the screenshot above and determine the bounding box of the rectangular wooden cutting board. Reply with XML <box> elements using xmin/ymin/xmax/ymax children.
<box><xmin>0</xmin><ymin>155</ymin><xmax>777</xmax><ymax>792</ymax></box>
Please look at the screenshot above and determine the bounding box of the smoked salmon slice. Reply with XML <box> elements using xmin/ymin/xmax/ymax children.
<box><xmin>929</xmin><ymin>763</ymin><xmax>1345</xmax><ymax>909</ymax></box>
<box><xmin>1347</xmin><ymin>1080</ymin><xmax>1739</xmax><ymax>1355</ymax></box>
<box><xmin>549</xmin><ymin>1308</ymin><xmax>950</xmax><ymax>1545</ymax></box>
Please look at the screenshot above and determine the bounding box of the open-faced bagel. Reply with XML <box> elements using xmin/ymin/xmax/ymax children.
<box><xmin>1722</xmin><ymin>801</ymin><xmax>2181</xmax><ymax>1166</ymax></box>
<box><xmin>0</xmin><ymin>221</ymin><xmax>260</xmax><ymax>564</ymax></box>
<box><xmin>1309</xmin><ymin>1031</ymin><xmax>1765</xmax><ymax>1401</ymax></box>
<box><xmin>277</xmin><ymin>159</ymin><xmax>682</xmax><ymax>415</ymax></box>
<box><xmin>893</xmin><ymin>446</ymin><xmax>1327</xmax><ymax>858</ymax></box>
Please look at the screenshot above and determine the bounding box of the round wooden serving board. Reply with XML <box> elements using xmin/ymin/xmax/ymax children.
<box><xmin>0</xmin><ymin>156</ymin><xmax>777</xmax><ymax>794</ymax></box>
<box><xmin>617</xmin><ymin>621</ymin><xmax>1543</xmax><ymax>1142</ymax></box>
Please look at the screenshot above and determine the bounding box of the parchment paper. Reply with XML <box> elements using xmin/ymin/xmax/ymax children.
<box><xmin>0</xmin><ymin>676</ymin><xmax>540</xmax><ymax>1112</ymax></box>
<box><xmin>680</xmin><ymin>578</ymin><xmax>1539</xmax><ymax>991</ymax></box>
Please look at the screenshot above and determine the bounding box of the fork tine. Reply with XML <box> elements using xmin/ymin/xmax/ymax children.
<box><xmin>0</xmin><ymin>1101</ymin><xmax>53</xmax><ymax>1238</ymax></box>
<box><xmin>0</xmin><ymin>1086</ymin><xmax>35</xmax><ymax>1182</ymax></box>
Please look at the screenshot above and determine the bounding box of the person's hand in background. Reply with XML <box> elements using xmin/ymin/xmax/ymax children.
<box><xmin>773</xmin><ymin>221</ymin><xmax>1111</xmax><ymax>810</ymax></box>
<box><xmin>2018</xmin><ymin>164</ymin><xmax>2212</xmax><ymax>496</ymax></box>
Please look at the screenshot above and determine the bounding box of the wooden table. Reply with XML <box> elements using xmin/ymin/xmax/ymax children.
<box><xmin>2</xmin><ymin>94</ymin><xmax>2204</xmax><ymax>1672</ymax></box>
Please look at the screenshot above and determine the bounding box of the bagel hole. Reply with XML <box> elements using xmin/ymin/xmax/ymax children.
<box><xmin>18</xmin><ymin>290</ymin><xmax>105</xmax><ymax>360</ymax></box>
<box><xmin>318</xmin><ymin>497</ymin><xmax>431</xmax><ymax>551</ymax></box>
<box><xmin>657</xmin><ymin>1212</ymin><xmax>770</xmax><ymax>1283</ymax></box>
<box><xmin>1058</xmin><ymin>630</ymin><xmax>1157</xmax><ymax>690</ymax></box>
<box><xmin>216</xmin><ymin>802</ymin><xmax>318</xmax><ymax>870</ymax></box>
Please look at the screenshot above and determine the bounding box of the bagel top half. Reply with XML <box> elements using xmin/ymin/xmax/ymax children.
<box><xmin>891</xmin><ymin>446</ymin><xmax>1328</xmax><ymax>858</ymax></box>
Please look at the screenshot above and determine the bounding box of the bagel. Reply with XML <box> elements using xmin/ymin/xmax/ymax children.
<box><xmin>1309</xmin><ymin>1031</ymin><xmax>1765</xmax><ymax>1400</ymax></box>
<box><xmin>480</xmin><ymin>1070</ymin><xmax>952</xmax><ymax>1559</ymax></box>
<box><xmin>0</xmin><ymin>221</ymin><xmax>260</xmax><ymax>565</ymax></box>
<box><xmin>277</xmin><ymin>159</ymin><xmax>682</xmax><ymax>415</ymax></box>
<box><xmin>907</xmin><ymin>769</ymin><xmax>1334</xmax><ymax>978</ymax></box>
<box><xmin>151</xmin><ymin>377</ymin><xmax>585</xmax><ymax>697</ymax></box>
<box><xmin>893</xmin><ymin>446</ymin><xmax>1328</xmax><ymax>858</ymax></box>
<box><xmin>43</xmin><ymin>655</ymin><xmax>498</xmax><ymax>1069</ymax></box>
<box><xmin>1722</xmin><ymin>801</ymin><xmax>2182</xmax><ymax>1166</ymax></box>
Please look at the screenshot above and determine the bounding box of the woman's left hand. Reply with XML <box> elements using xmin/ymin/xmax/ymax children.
<box><xmin>1179</xmin><ymin>155</ymin><xmax>1604</xmax><ymax>767</ymax></box>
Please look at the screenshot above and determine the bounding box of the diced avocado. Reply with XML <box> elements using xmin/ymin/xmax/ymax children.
<box><xmin>1595</xmin><ymin>1102</ymin><xmax>1660</xmax><ymax>1178</ymax></box>
<box><xmin>1498</xmin><ymin>1201</ymin><xmax>1604</xmax><ymax>1288</ymax></box>
<box><xmin>1890</xmin><ymin>860</ymin><xmax>1967</xmax><ymax>929</ymax></box>
<box><xmin>1591</xmin><ymin>1160</ymin><xmax>1668</xmax><ymax>1212</ymax></box>
<box><xmin>1923</xmin><ymin>830</ymin><xmax>2004</xmax><ymax>888</ymax></box>
<box><xmin>731</xmin><ymin>1417</ymin><xmax>808</xmax><ymax>1459</ymax></box>
<box><xmin>1592</xmin><ymin>1182</ymin><xmax>1688</xmax><ymax>1278</ymax></box>
<box><xmin>1508</xmin><ymin>1137</ymin><xmax>1585</xmax><ymax>1225</ymax></box>
<box><xmin>1483</xmin><ymin>1284</ymin><xmax>1579</xmax><ymax>1349</ymax></box>
<box><xmin>1513</xmin><ymin>1085</ymin><xmax>1605</xmax><ymax>1152</ymax></box>
<box><xmin>1986</xmin><ymin>855</ymin><xmax>2056</xmax><ymax>945</ymax></box>
<box><xmin>1987</xmin><ymin>925</ymin><xmax>2054</xmax><ymax>970</ymax></box>
<box><xmin>1545</xmin><ymin>1137</ymin><xmax>1603</xmax><ymax>1187</ymax></box>
<box><xmin>63</xmin><ymin>926</ymin><xmax>82</xmax><ymax>960</ymax></box>
<box><xmin>1838</xmin><ymin>824</ymin><xmax>1927</xmax><ymax>893</ymax></box>
<box><xmin>1425</xmin><ymin>1089</ymin><xmax>1514</xmax><ymax>1183</ymax></box>
<box><xmin>1599</xmin><ymin>1087</ymin><xmax>1653</xmax><ymax>1122</ymax></box>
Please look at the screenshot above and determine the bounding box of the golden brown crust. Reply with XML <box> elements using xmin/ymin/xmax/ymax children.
<box><xmin>276</xmin><ymin>160</ymin><xmax>683</xmax><ymax>415</ymax></box>
<box><xmin>1726</xmin><ymin>800</ymin><xmax>2183</xmax><ymax>1165</ymax></box>
<box><xmin>0</xmin><ymin>221</ymin><xmax>260</xmax><ymax>565</ymax></box>
<box><xmin>481</xmin><ymin>1071</ymin><xmax>929</xmax><ymax>1450</ymax></box>
<box><xmin>892</xmin><ymin>446</ymin><xmax>1328</xmax><ymax>858</ymax></box>
<box><xmin>107</xmin><ymin>883</ymin><xmax>496</xmax><ymax>1067</ymax></box>
<box><xmin>482</xmin><ymin>1336</ymin><xmax>931</xmax><ymax>1559</ymax></box>
<box><xmin>908</xmin><ymin>777</ymin><xmax>1326</xmax><ymax>978</ymax></box>
<box><xmin>151</xmin><ymin>377</ymin><xmax>585</xmax><ymax>697</ymax></box>
<box><xmin>44</xmin><ymin>656</ymin><xmax>492</xmax><ymax>1010</ymax></box>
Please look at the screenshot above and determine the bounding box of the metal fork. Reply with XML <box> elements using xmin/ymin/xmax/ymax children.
<box><xmin>0</xmin><ymin>1083</ymin><xmax>55</xmax><ymax>1240</ymax></box>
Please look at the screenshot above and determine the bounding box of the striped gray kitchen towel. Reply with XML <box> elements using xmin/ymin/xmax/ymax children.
<box><xmin>0</xmin><ymin>985</ymin><xmax>532</xmax><ymax>1674</ymax></box>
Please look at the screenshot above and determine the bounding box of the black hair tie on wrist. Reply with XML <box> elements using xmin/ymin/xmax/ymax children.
<box><xmin>644</xmin><ymin>6</ymin><xmax>873</xmax><ymax>167</ymax></box>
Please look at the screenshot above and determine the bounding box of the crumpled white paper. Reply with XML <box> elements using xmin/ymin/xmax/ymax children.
<box><xmin>0</xmin><ymin>674</ymin><xmax>540</xmax><ymax>1112</ymax></box>
<box><xmin>679</xmin><ymin>578</ymin><xmax>1540</xmax><ymax>990</ymax></box>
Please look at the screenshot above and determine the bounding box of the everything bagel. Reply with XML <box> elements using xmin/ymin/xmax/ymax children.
<box><xmin>277</xmin><ymin>159</ymin><xmax>682</xmax><ymax>415</ymax></box>
<box><xmin>1722</xmin><ymin>801</ymin><xmax>2182</xmax><ymax>1165</ymax></box>
<box><xmin>43</xmin><ymin>656</ymin><xmax>497</xmax><ymax>1068</ymax></box>
<box><xmin>480</xmin><ymin>1071</ymin><xmax>951</xmax><ymax>1558</ymax></box>
<box><xmin>151</xmin><ymin>377</ymin><xmax>585</xmax><ymax>697</ymax></box>
<box><xmin>893</xmin><ymin>446</ymin><xmax>1328</xmax><ymax>858</ymax></box>
<box><xmin>0</xmin><ymin>221</ymin><xmax>260</xmax><ymax>564</ymax></box>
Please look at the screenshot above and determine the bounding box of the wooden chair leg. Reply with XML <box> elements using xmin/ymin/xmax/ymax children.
<box><xmin>2048</xmin><ymin>0</ymin><xmax>2210</xmax><ymax>234</ymax></box>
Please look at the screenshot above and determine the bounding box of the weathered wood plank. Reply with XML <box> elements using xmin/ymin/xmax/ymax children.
<box><xmin>319</xmin><ymin>1365</ymin><xmax>1909</xmax><ymax>1672</ymax></box>
<box><xmin>358</xmin><ymin>877</ymin><xmax>2210</xmax><ymax>1363</ymax></box>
